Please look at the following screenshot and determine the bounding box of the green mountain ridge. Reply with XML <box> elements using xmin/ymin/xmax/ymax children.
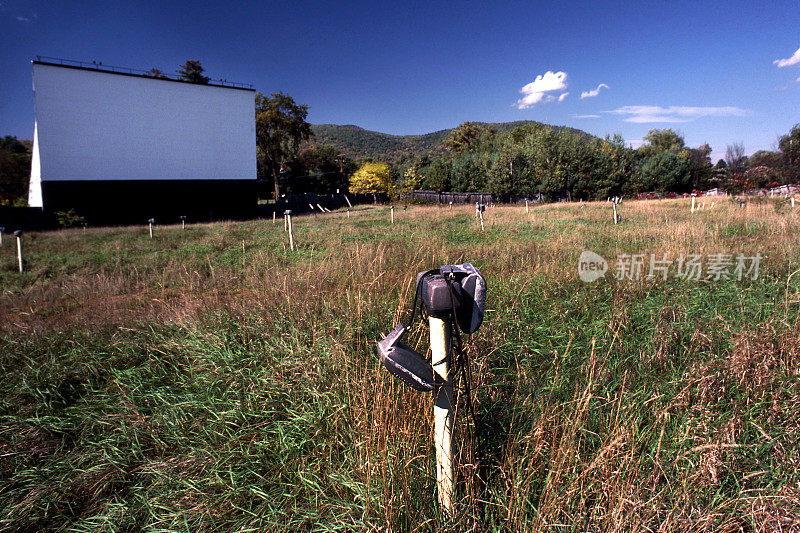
<box><xmin>307</xmin><ymin>121</ymin><xmax>594</xmax><ymax>162</ymax></box>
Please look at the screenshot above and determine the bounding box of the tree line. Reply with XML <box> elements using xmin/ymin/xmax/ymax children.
<box><xmin>347</xmin><ymin>122</ymin><xmax>800</xmax><ymax>201</ymax></box>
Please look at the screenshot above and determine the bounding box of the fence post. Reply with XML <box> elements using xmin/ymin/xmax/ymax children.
<box><xmin>285</xmin><ymin>210</ymin><xmax>294</xmax><ymax>250</ymax></box>
<box><xmin>391</xmin><ymin>205</ymin><xmax>394</xmax><ymax>224</ymax></box>
<box><xmin>148</xmin><ymin>218</ymin><xmax>154</xmax><ymax>238</ymax></box>
<box><xmin>14</xmin><ymin>230</ymin><xmax>23</xmax><ymax>273</ymax></box>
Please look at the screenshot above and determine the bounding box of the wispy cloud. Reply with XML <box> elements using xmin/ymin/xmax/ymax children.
<box><xmin>15</xmin><ymin>11</ymin><xmax>37</xmax><ymax>22</ymax></box>
<box><xmin>580</xmin><ymin>83</ymin><xmax>609</xmax><ymax>99</ymax></box>
<box><xmin>573</xmin><ymin>114</ymin><xmax>600</xmax><ymax>119</ymax></box>
<box><xmin>516</xmin><ymin>71</ymin><xmax>568</xmax><ymax>109</ymax></box>
<box><xmin>774</xmin><ymin>47</ymin><xmax>800</xmax><ymax>68</ymax></box>
<box><xmin>607</xmin><ymin>105</ymin><xmax>748</xmax><ymax>123</ymax></box>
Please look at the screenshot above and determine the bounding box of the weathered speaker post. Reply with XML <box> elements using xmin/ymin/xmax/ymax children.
<box><xmin>148</xmin><ymin>218</ymin><xmax>155</xmax><ymax>239</ymax></box>
<box><xmin>284</xmin><ymin>210</ymin><xmax>294</xmax><ymax>251</ymax></box>
<box><xmin>14</xmin><ymin>230</ymin><xmax>23</xmax><ymax>273</ymax></box>
<box><xmin>430</xmin><ymin>316</ymin><xmax>454</xmax><ymax>514</ymax></box>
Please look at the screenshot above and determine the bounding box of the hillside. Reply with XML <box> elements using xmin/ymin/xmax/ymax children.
<box><xmin>308</xmin><ymin>121</ymin><xmax>594</xmax><ymax>162</ymax></box>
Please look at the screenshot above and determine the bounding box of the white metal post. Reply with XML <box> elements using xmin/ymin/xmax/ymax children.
<box><xmin>613</xmin><ymin>202</ymin><xmax>618</xmax><ymax>224</ymax></box>
<box><xmin>149</xmin><ymin>221</ymin><xmax>153</xmax><ymax>239</ymax></box>
<box><xmin>691</xmin><ymin>196</ymin><xmax>695</xmax><ymax>213</ymax></box>
<box><xmin>525</xmin><ymin>199</ymin><xmax>529</xmax><ymax>213</ymax></box>
<box><xmin>16</xmin><ymin>235</ymin><xmax>23</xmax><ymax>273</ymax></box>
<box><xmin>391</xmin><ymin>206</ymin><xmax>394</xmax><ymax>224</ymax></box>
<box><xmin>429</xmin><ymin>316</ymin><xmax>454</xmax><ymax>514</ymax></box>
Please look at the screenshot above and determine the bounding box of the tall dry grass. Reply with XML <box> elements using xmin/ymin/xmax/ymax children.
<box><xmin>1</xmin><ymin>197</ymin><xmax>799</xmax><ymax>531</ymax></box>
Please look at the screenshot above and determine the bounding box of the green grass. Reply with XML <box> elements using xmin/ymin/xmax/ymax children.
<box><xmin>1</xmin><ymin>199</ymin><xmax>800</xmax><ymax>531</ymax></box>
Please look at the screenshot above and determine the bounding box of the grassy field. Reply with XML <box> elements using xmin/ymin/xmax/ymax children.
<box><xmin>1</xmin><ymin>198</ymin><xmax>799</xmax><ymax>532</ymax></box>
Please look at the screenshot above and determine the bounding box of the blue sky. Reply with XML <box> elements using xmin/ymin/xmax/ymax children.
<box><xmin>1</xmin><ymin>0</ymin><xmax>798</xmax><ymax>162</ymax></box>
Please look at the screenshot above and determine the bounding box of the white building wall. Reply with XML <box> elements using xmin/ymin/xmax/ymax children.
<box><xmin>30</xmin><ymin>62</ymin><xmax>256</xmax><ymax>184</ymax></box>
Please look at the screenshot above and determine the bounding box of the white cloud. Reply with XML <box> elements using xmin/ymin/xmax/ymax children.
<box><xmin>516</xmin><ymin>71</ymin><xmax>568</xmax><ymax>109</ymax></box>
<box><xmin>607</xmin><ymin>105</ymin><xmax>749</xmax><ymax>123</ymax></box>
<box><xmin>16</xmin><ymin>15</ymin><xmax>30</xmax><ymax>21</ymax></box>
<box><xmin>774</xmin><ymin>47</ymin><xmax>800</xmax><ymax>68</ymax></box>
<box><xmin>573</xmin><ymin>114</ymin><xmax>600</xmax><ymax>119</ymax></box>
<box><xmin>558</xmin><ymin>92</ymin><xmax>569</xmax><ymax>102</ymax></box>
<box><xmin>580</xmin><ymin>83</ymin><xmax>609</xmax><ymax>99</ymax></box>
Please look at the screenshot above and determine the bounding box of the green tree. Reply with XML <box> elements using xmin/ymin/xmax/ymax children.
<box><xmin>636</xmin><ymin>151</ymin><xmax>692</xmax><ymax>193</ymax></box>
<box><xmin>638</xmin><ymin>129</ymin><xmax>685</xmax><ymax>158</ymax></box>
<box><xmin>349</xmin><ymin>162</ymin><xmax>392</xmax><ymax>194</ymax></box>
<box><xmin>176</xmin><ymin>60</ymin><xmax>209</xmax><ymax>84</ymax></box>
<box><xmin>778</xmin><ymin>124</ymin><xmax>800</xmax><ymax>183</ymax></box>
<box><xmin>0</xmin><ymin>136</ymin><xmax>31</xmax><ymax>205</ymax></box>
<box><xmin>444</xmin><ymin>121</ymin><xmax>496</xmax><ymax>153</ymax></box>
<box><xmin>145</xmin><ymin>68</ymin><xmax>168</xmax><ymax>79</ymax></box>
<box><xmin>295</xmin><ymin>145</ymin><xmax>354</xmax><ymax>194</ymax></box>
<box><xmin>255</xmin><ymin>92</ymin><xmax>313</xmax><ymax>199</ymax></box>
<box><xmin>681</xmin><ymin>143</ymin><xmax>713</xmax><ymax>190</ymax></box>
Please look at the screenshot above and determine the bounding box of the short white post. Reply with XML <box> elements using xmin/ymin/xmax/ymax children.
<box><xmin>525</xmin><ymin>199</ymin><xmax>529</xmax><ymax>213</ymax></box>
<box><xmin>0</xmin><ymin>227</ymin><xmax>4</xmax><ymax>247</ymax></box>
<box><xmin>284</xmin><ymin>213</ymin><xmax>288</xmax><ymax>232</ymax></box>
<box><xmin>430</xmin><ymin>316</ymin><xmax>454</xmax><ymax>514</ymax></box>
<box><xmin>792</xmin><ymin>197</ymin><xmax>796</xmax><ymax>208</ymax></box>
<box><xmin>390</xmin><ymin>206</ymin><xmax>394</xmax><ymax>224</ymax></box>
<box><xmin>148</xmin><ymin>218</ymin><xmax>154</xmax><ymax>239</ymax></box>
<box><xmin>15</xmin><ymin>231</ymin><xmax>23</xmax><ymax>273</ymax></box>
<box><xmin>272</xmin><ymin>211</ymin><xmax>276</xmax><ymax>224</ymax></box>
<box><xmin>287</xmin><ymin>212</ymin><xmax>295</xmax><ymax>251</ymax></box>
<box><xmin>613</xmin><ymin>202</ymin><xmax>618</xmax><ymax>224</ymax></box>
<box><xmin>691</xmin><ymin>196</ymin><xmax>695</xmax><ymax>213</ymax></box>
<box><xmin>449</xmin><ymin>201</ymin><xmax>453</xmax><ymax>211</ymax></box>
<box><xmin>347</xmin><ymin>209</ymin><xmax>350</xmax><ymax>218</ymax></box>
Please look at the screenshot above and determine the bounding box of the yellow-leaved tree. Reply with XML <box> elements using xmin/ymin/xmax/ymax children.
<box><xmin>349</xmin><ymin>162</ymin><xmax>392</xmax><ymax>194</ymax></box>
